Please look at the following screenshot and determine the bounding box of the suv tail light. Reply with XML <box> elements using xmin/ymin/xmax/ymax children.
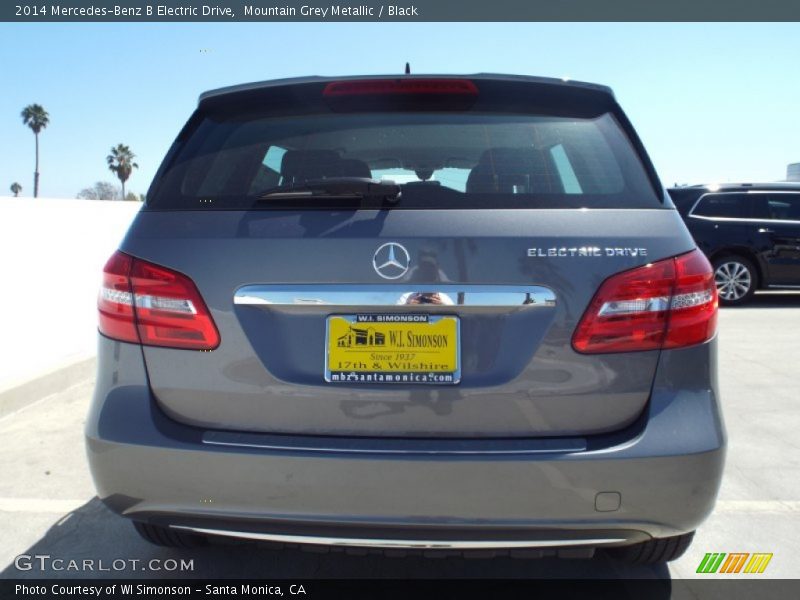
<box><xmin>98</xmin><ymin>251</ymin><xmax>220</xmax><ymax>350</ymax></box>
<box><xmin>572</xmin><ymin>249</ymin><xmax>718</xmax><ymax>354</ymax></box>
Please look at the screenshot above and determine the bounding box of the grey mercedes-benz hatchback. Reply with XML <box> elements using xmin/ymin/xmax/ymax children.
<box><xmin>86</xmin><ymin>74</ymin><xmax>725</xmax><ymax>563</ymax></box>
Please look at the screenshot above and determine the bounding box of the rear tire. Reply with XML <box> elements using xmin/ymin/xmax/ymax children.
<box><xmin>133</xmin><ymin>521</ymin><xmax>208</xmax><ymax>548</ymax></box>
<box><xmin>713</xmin><ymin>255</ymin><xmax>757</xmax><ymax>306</ymax></box>
<box><xmin>606</xmin><ymin>531</ymin><xmax>695</xmax><ymax>564</ymax></box>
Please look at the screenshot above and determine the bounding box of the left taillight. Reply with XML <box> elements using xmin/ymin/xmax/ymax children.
<box><xmin>98</xmin><ymin>250</ymin><xmax>220</xmax><ymax>350</ymax></box>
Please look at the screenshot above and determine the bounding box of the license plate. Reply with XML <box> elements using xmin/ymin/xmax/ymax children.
<box><xmin>325</xmin><ymin>314</ymin><xmax>460</xmax><ymax>385</ymax></box>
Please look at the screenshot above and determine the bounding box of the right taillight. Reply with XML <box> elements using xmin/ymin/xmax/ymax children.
<box><xmin>98</xmin><ymin>250</ymin><xmax>220</xmax><ymax>350</ymax></box>
<box><xmin>572</xmin><ymin>249</ymin><xmax>718</xmax><ymax>354</ymax></box>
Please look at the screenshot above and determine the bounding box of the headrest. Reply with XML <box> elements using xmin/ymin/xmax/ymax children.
<box><xmin>280</xmin><ymin>151</ymin><xmax>372</xmax><ymax>183</ymax></box>
<box><xmin>466</xmin><ymin>147</ymin><xmax>561</xmax><ymax>194</ymax></box>
<box><xmin>280</xmin><ymin>150</ymin><xmax>342</xmax><ymax>183</ymax></box>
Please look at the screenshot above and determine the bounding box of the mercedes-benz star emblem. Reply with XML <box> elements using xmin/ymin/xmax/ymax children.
<box><xmin>373</xmin><ymin>242</ymin><xmax>410</xmax><ymax>280</ymax></box>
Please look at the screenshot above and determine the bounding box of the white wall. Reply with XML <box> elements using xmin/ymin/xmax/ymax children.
<box><xmin>0</xmin><ymin>197</ymin><xmax>141</xmax><ymax>390</ymax></box>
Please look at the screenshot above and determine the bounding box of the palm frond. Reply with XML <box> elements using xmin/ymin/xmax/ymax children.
<box><xmin>107</xmin><ymin>143</ymin><xmax>139</xmax><ymax>185</ymax></box>
<box><xmin>21</xmin><ymin>103</ymin><xmax>50</xmax><ymax>134</ymax></box>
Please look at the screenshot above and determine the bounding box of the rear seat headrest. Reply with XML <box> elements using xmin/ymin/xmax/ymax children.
<box><xmin>280</xmin><ymin>150</ymin><xmax>371</xmax><ymax>182</ymax></box>
<box><xmin>466</xmin><ymin>147</ymin><xmax>561</xmax><ymax>194</ymax></box>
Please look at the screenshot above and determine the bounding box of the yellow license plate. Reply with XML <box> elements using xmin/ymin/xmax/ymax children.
<box><xmin>325</xmin><ymin>314</ymin><xmax>460</xmax><ymax>385</ymax></box>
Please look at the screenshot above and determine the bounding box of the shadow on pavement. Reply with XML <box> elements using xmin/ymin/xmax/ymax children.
<box><xmin>2</xmin><ymin>498</ymin><xmax>671</xmax><ymax>585</ymax></box>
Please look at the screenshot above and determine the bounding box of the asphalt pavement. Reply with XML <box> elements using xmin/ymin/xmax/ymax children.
<box><xmin>1</xmin><ymin>292</ymin><xmax>798</xmax><ymax>581</ymax></box>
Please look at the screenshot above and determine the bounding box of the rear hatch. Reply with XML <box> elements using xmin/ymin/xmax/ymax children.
<box><xmin>120</xmin><ymin>75</ymin><xmax>696</xmax><ymax>438</ymax></box>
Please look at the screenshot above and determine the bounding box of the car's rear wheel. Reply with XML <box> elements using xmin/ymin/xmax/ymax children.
<box><xmin>133</xmin><ymin>522</ymin><xmax>208</xmax><ymax>548</ymax></box>
<box><xmin>606</xmin><ymin>531</ymin><xmax>695</xmax><ymax>564</ymax></box>
<box><xmin>713</xmin><ymin>255</ymin><xmax>757</xmax><ymax>306</ymax></box>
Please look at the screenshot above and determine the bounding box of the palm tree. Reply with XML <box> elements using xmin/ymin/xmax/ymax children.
<box><xmin>21</xmin><ymin>104</ymin><xmax>49</xmax><ymax>198</ymax></box>
<box><xmin>107</xmin><ymin>144</ymin><xmax>138</xmax><ymax>201</ymax></box>
<box><xmin>10</xmin><ymin>182</ymin><xmax>22</xmax><ymax>197</ymax></box>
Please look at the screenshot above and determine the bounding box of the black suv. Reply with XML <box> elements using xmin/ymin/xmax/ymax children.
<box><xmin>669</xmin><ymin>183</ymin><xmax>800</xmax><ymax>305</ymax></box>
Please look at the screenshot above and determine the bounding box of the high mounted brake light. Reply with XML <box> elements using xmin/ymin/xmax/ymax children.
<box><xmin>98</xmin><ymin>250</ymin><xmax>220</xmax><ymax>350</ymax></box>
<box><xmin>572</xmin><ymin>249</ymin><xmax>718</xmax><ymax>354</ymax></box>
<box><xmin>323</xmin><ymin>79</ymin><xmax>479</xmax><ymax>97</ymax></box>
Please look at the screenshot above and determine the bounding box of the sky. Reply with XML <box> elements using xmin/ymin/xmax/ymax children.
<box><xmin>1</xmin><ymin>22</ymin><xmax>799</xmax><ymax>198</ymax></box>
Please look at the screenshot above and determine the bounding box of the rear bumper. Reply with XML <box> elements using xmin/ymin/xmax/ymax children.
<box><xmin>86</xmin><ymin>335</ymin><xmax>726</xmax><ymax>548</ymax></box>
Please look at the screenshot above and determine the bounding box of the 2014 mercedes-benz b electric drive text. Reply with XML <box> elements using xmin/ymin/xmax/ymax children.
<box><xmin>86</xmin><ymin>75</ymin><xmax>725</xmax><ymax>563</ymax></box>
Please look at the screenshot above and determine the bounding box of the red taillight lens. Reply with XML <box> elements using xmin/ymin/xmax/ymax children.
<box><xmin>130</xmin><ymin>259</ymin><xmax>220</xmax><ymax>350</ymax></box>
<box><xmin>98</xmin><ymin>251</ymin><xmax>138</xmax><ymax>343</ymax></box>
<box><xmin>572</xmin><ymin>249</ymin><xmax>718</xmax><ymax>354</ymax></box>
<box><xmin>663</xmin><ymin>249</ymin><xmax>719</xmax><ymax>349</ymax></box>
<box><xmin>98</xmin><ymin>251</ymin><xmax>220</xmax><ymax>350</ymax></box>
<box><xmin>323</xmin><ymin>79</ymin><xmax>479</xmax><ymax>97</ymax></box>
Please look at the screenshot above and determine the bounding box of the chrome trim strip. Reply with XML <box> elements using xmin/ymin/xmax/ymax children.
<box><xmin>688</xmin><ymin>191</ymin><xmax>800</xmax><ymax>224</ymax></box>
<box><xmin>234</xmin><ymin>285</ymin><xmax>556</xmax><ymax>307</ymax></box>
<box><xmin>734</xmin><ymin>190</ymin><xmax>800</xmax><ymax>194</ymax></box>
<box><xmin>689</xmin><ymin>214</ymin><xmax>800</xmax><ymax>226</ymax></box>
<box><xmin>171</xmin><ymin>526</ymin><xmax>624</xmax><ymax>549</ymax></box>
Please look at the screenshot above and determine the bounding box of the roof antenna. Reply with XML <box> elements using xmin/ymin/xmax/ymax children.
<box><xmin>405</xmin><ymin>62</ymin><xmax>411</xmax><ymax>75</ymax></box>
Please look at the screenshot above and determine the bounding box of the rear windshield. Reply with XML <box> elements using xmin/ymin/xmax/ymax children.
<box><xmin>146</xmin><ymin>111</ymin><xmax>660</xmax><ymax>210</ymax></box>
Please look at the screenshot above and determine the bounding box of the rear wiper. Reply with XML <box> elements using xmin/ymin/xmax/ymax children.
<box><xmin>257</xmin><ymin>177</ymin><xmax>401</xmax><ymax>203</ymax></box>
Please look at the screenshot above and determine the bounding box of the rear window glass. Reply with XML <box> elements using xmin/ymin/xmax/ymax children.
<box><xmin>692</xmin><ymin>194</ymin><xmax>750</xmax><ymax>219</ymax></box>
<box><xmin>146</xmin><ymin>111</ymin><xmax>659</xmax><ymax>210</ymax></box>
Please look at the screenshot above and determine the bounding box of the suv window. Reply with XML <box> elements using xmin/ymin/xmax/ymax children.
<box><xmin>691</xmin><ymin>193</ymin><xmax>750</xmax><ymax>219</ymax></box>
<box><xmin>147</xmin><ymin>110</ymin><xmax>660</xmax><ymax>210</ymax></box>
<box><xmin>762</xmin><ymin>194</ymin><xmax>800</xmax><ymax>221</ymax></box>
